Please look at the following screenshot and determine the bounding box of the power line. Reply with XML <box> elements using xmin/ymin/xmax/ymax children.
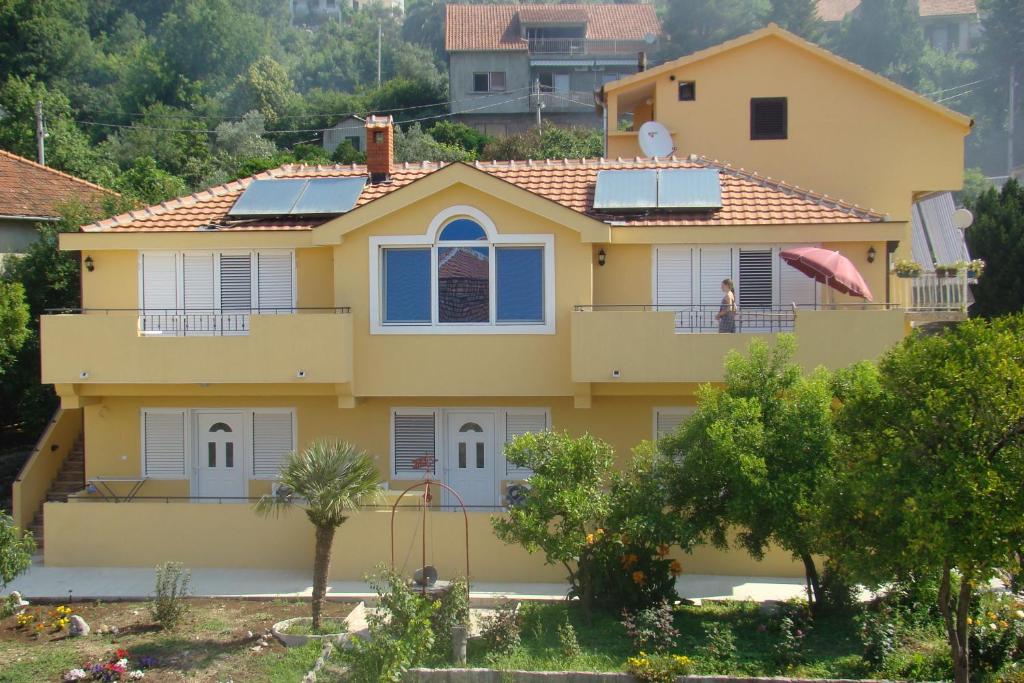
<box><xmin>74</xmin><ymin>86</ymin><xmax>537</xmax><ymax>122</ymax></box>
<box><xmin>925</xmin><ymin>77</ymin><xmax>994</xmax><ymax>98</ymax></box>
<box><xmin>72</xmin><ymin>94</ymin><xmax>534</xmax><ymax>135</ymax></box>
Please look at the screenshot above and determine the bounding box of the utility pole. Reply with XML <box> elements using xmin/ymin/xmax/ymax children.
<box><xmin>377</xmin><ymin>22</ymin><xmax>382</xmax><ymax>86</ymax></box>
<box><xmin>34</xmin><ymin>100</ymin><xmax>45</xmax><ymax>166</ymax></box>
<box><xmin>1009</xmin><ymin>63</ymin><xmax>1016</xmax><ymax>177</ymax></box>
<box><xmin>534</xmin><ymin>78</ymin><xmax>543</xmax><ymax>128</ymax></box>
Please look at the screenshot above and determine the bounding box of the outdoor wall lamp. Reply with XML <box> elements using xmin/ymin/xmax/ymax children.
<box><xmin>597</xmin><ymin>249</ymin><xmax>607</xmax><ymax>266</ymax></box>
<box><xmin>84</xmin><ymin>255</ymin><xmax>95</xmax><ymax>272</ymax></box>
<box><xmin>866</xmin><ymin>246</ymin><xmax>877</xmax><ymax>263</ymax></box>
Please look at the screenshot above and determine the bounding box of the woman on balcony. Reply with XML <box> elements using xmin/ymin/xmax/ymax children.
<box><xmin>716</xmin><ymin>279</ymin><xmax>737</xmax><ymax>333</ymax></box>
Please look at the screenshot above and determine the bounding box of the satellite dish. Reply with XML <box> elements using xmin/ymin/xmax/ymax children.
<box><xmin>952</xmin><ymin>208</ymin><xmax>974</xmax><ymax>230</ymax></box>
<box><xmin>638</xmin><ymin>120</ymin><xmax>674</xmax><ymax>158</ymax></box>
<box><xmin>643</xmin><ymin>32</ymin><xmax>657</xmax><ymax>45</ymax></box>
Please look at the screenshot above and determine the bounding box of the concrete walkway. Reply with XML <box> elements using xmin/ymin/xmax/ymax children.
<box><xmin>8</xmin><ymin>562</ymin><xmax>806</xmax><ymax>603</ymax></box>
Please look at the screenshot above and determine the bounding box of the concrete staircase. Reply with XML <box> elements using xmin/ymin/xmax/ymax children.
<box><xmin>26</xmin><ymin>437</ymin><xmax>84</xmax><ymax>552</ymax></box>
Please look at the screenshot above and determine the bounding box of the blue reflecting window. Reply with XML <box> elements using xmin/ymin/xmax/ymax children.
<box><xmin>496</xmin><ymin>247</ymin><xmax>544</xmax><ymax>322</ymax></box>
<box><xmin>383</xmin><ymin>248</ymin><xmax>430</xmax><ymax>323</ymax></box>
<box><xmin>439</xmin><ymin>219</ymin><xmax>487</xmax><ymax>241</ymax></box>
<box><xmin>438</xmin><ymin>246</ymin><xmax>489</xmax><ymax>323</ymax></box>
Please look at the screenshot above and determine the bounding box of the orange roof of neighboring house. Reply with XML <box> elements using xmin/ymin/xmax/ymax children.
<box><xmin>817</xmin><ymin>0</ymin><xmax>978</xmax><ymax>22</ymax></box>
<box><xmin>444</xmin><ymin>3</ymin><xmax>661</xmax><ymax>52</ymax></box>
<box><xmin>0</xmin><ymin>149</ymin><xmax>115</xmax><ymax>219</ymax></box>
<box><xmin>81</xmin><ymin>156</ymin><xmax>882</xmax><ymax>234</ymax></box>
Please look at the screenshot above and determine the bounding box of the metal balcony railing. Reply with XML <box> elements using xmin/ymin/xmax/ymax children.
<box><xmin>527</xmin><ymin>38</ymin><xmax>648</xmax><ymax>55</ymax></box>
<box><xmin>45</xmin><ymin>307</ymin><xmax>351</xmax><ymax>338</ymax></box>
<box><xmin>573</xmin><ymin>304</ymin><xmax>798</xmax><ymax>333</ymax></box>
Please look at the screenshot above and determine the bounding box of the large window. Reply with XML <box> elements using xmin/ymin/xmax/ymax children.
<box><xmin>371</xmin><ymin>207</ymin><xmax>554</xmax><ymax>334</ymax></box>
<box><xmin>473</xmin><ymin>71</ymin><xmax>506</xmax><ymax>93</ymax></box>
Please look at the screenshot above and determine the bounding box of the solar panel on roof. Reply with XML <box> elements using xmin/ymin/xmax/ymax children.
<box><xmin>228</xmin><ymin>177</ymin><xmax>368</xmax><ymax>217</ymax></box>
<box><xmin>227</xmin><ymin>179</ymin><xmax>308</xmax><ymax>216</ymax></box>
<box><xmin>657</xmin><ymin>169</ymin><xmax>722</xmax><ymax>209</ymax></box>
<box><xmin>592</xmin><ymin>169</ymin><xmax>658</xmax><ymax>210</ymax></box>
<box><xmin>291</xmin><ymin>177</ymin><xmax>366</xmax><ymax>215</ymax></box>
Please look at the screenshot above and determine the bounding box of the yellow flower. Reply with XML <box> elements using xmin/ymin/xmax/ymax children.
<box><xmin>967</xmin><ymin>617</ymin><xmax>973</xmax><ymax>625</ymax></box>
<box><xmin>586</xmin><ymin>533</ymin><xmax>595</xmax><ymax>545</ymax></box>
<box><xmin>1000</xmin><ymin>621</ymin><xmax>1010</xmax><ymax>629</ymax></box>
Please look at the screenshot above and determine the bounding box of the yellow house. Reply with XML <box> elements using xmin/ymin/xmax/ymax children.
<box><xmin>19</xmin><ymin>26</ymin><xmax>970</xmax><ymax>582</ymax></box>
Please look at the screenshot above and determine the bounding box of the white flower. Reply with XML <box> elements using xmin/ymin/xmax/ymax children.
<box><xmin>990</xmin><ymin>622</ymin><xmax>998</xmax><ymax>630</ymax></box>
<box><xmin>117</xmin><ymin>658</ymin><xmax>129</xmax><ymax>668</ymax></box>
<box><xmin>63</xmin><ymin>670</ymin><xmax>87</xmax><ymax>682</ymax></box>
<box><xmin>1016</xmin><ymin>610</ymin><xmax>1024</xmax><ymax>619</ymax></box>
<box><xmin>129</xmin><ymin>671</ymin><xmax>145</xmax><ymax>680</ymax></box>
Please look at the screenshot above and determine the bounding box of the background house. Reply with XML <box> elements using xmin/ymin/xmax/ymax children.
<box><xmin>0</xmin><ymin>150</ymin><xmax>113</xmax><ymax>263</ymax></box>
<box><xmin>322</xmin><ymin>115</ymin><xmax>366</xmax><ymax>155</ymax></box>
<box><xmin>817</xmin><ymin>0</ymin><xmax>981</xmax><ymax>52</ymax></box>
<box><xmin>291</xmin><ymin>0</ymin><xmax>403</xmax><ymax>23</ymax></box>
<box><xmin>445</xmin><ymin>3</ymin><xmax>661</xmax><ymax>136</ymax></box>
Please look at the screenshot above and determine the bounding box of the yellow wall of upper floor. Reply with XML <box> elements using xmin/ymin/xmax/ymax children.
<box><xmin>605</xmin><ymin>34</ymin><xmax>969</xmax><ymax>220</ymax></box>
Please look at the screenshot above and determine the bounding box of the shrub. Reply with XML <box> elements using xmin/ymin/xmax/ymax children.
<box><xmin>519</xmin><ymin>602</ymin><xmax>547</xmax><ymax>641</ymax></box>
<box><xmin>817</xmin><ymin>561</ymin><xmax>858</xmax><ymax>614</ymax></box>
<box><xmin>771</xmin><ymin>614</ymin><xmax>808</xmax><ymax>671</ymax></box>
<box><xmin>429</xmin><ymin>577</ymin><xmax>469</xmax><ymax>662</ymax></box>
<box><xmin>558</xmin><ymin>618</ymin><xmax>582</xmax><ymax>659</ymax></box>
<box><xmin>0</xmin><ymin>513</ymin><xmax>35</xmax><ymax>589</ymax></box>
<box><xmin>480</xmin><ymin>600</ymin><xmax>521</xmax><ymax>657</ymax></box>
<box><xmin>626</xmin><ymin>653</ymin><xmax>693</xmax><ymax>683</ymax></box>
<box><xmin>968</xmin><ymin>592</ymin><xmax>1024</xmax><ymax>675</ymax></box>
<box><xmin>702</xmin><ymin>622</ymin><xmax>738</xmax><ymax>667</ymax></box>
<box><xmin>881</xmin><ymin>645</ymin><xmax>953</xmax><ymax>681</ymax></box>
<box><xmin>621</xmin><ymin>600</ymin><xmax>678</xmax><ymax>654</ymax></box>
<box><xmin>857</xmin><ymin>607</ymin><xmax>898</xmax><ymax>669</ymax></box>
<box><xmin>342</xmin><ymin>569</ymin><xmax>437</xmax><ymax>683</ymax></box>
<box><xmin>586</xmin><ymin>532</ymin><xmax>679</xmax><ymax>611</ymax></box>
<box><xmin>150</xmin><ymin>562</ymin><xmax>190</xmax><ymax>629</ymax></box>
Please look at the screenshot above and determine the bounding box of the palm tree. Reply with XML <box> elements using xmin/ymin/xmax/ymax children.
<box><xmin>255</xmin><ymin>440</ymin><xmax>383</xmax><ymax>629</ymax></box>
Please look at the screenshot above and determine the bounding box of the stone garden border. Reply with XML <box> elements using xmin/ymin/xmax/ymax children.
<box><xmin>403</xmin><ymin>672</ymin><xmax>895</xmax><ymax>683</ymax></box>
<box><xmin>272</xmin><ymin>601</ymin><xmax>367</xmax><ymax>648</ymax></box>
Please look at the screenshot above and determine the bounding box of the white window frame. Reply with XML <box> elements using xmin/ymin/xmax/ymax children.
<box><xmin>652</xmin><ymin>406</ymin><xmax>695</xmax><ymax>441</ymax></box>
<box><xmin>369</xmin><ymin>206</ymin><xmax>556</xmax><ymax>334</ymax></box>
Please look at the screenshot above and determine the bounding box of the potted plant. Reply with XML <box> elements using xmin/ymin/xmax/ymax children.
<box><xmin>934</xmin><ymin>262</ymin><xmax>964</xmax><ymax>278</ymax></box>
<box><xmin>893</xmin><ymin>259</ymin><xmax>922</xmax><ymax>278</ymax></box>
<box><xmin>967</xmin><ymin>258</ymin><xmax>985</xmax><ymax>279</ymax></box>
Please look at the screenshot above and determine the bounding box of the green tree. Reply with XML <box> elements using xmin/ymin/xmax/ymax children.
<box><xmin>966</xmin><ymin>179</ymin><xmax>1024</xmax><ymax>317</ymax></box>
<box><xmin>974</xmin><ymin>0</ymin><xmax>1024</xmax><ymax>175</ymax></box>
<box><xmin>0</xmin><ymin>282</ymin><xmax>30</xmax><ymax>376</ymax></box>
<box><xmin>428</xmin><ymin>121</ymin><xmax>492</xmax><ymax>156</ymax></box>
<box><xmin>822</xmin><ymin>316</ymin><xmax>1024</xmax><ymax>683</ymax></box>
<box><xmin>833</xmin><ymin>0</ymin><xmax>927</xmax><ymax>89</ymax></box>
<box><xmin>492</xmin><ymin>431</ymin><xmax>614</xmax><ymax>610</ymax></box>
<box><xmin>113</xmin><ymin>156</ymin><xmax>189</xmax><ymax>205</ymax></box>
<box><xmin>660</xmin><ymin>336</ymin><xmax>837</xmax><ymax>611</ymax></box>
<box><xmin>769</xmin><ymin>0</ymin><xmax>822</xmax><ymax>41</ymax></box>
<box><xmin>0</xmin><ymin>513</ymin><xmax>35</xmax><ymax>589</ymax></box>
<box><xmin>660</xmin><ymin>0</ymin><xmax>770</xmax><ymax>59</ymax></box>
<box><xmin>255</xmin><ymin>440</ymin><xmax>382</xmax><ymax>629</ymax></box>
<box><xmin>480</xmin><ymin>124</ymin><xmax>602</xmax><ymax>162</ymax></box>
<box><xmin>394</xmin><ymin>122</ymin><xmax>474</xmax><ymax>163</ymax></box>
<box><xmin>228</xmin><ymin>56</ymin><xmax>298</xmax><ymax>124</ymax></box>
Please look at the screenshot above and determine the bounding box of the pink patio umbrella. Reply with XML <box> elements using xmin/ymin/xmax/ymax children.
<box><xmin>779</xmin><ymin>247</ymin><xmax>874</xmax><ymax>302</ymax></box>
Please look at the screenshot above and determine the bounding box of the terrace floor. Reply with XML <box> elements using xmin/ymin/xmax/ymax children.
<box><xmin>9</xmin><ymin>562</ymin><xmax>807</xmax><ymax>604</ymax></box>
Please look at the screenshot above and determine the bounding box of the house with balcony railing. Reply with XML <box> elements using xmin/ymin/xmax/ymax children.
<box><xmin>445</xmin><ymin>3</ymin><xmax>660</xmax><ymax>136</ymax></box>
<box><xmin>20</xmin><ymin>26</ymin><xmax>973</xmax><ymax>582</ymax></box>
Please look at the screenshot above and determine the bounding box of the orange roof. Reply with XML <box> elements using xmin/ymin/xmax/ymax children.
<box><xmin>444</xmin><ymin>3</ymin><xmax>661</xmax><ymax>52</ymax></box>
<box><xmin>817</xmin><ymin>0</ymin><xmax>977</xmax><ymax>22</ymax></box>
<box><xmin>0</xmin><ymin>150</ymin><xmax>115</xmax><ymax>219</ymax></box>
<box><xmin>82</xmin><ymin>157</ymin><xmax>882</xmax><ymax>234</ymax></box>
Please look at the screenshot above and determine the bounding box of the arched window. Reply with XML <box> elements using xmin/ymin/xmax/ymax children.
<box><xmin>375</xmin><ymin>207</ymin><xmax>552</xmax><ymax>332</ymax></box>
<box><xmin>209</xmin><ymin>422</ymin><xmax>233</xmax><ymax>432</ymax></box>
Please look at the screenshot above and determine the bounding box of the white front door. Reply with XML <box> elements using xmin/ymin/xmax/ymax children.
<box><xmin>195</xmin><ymin>412</ymin><xmax>246</xmax><ymax>500</ymax></box>
<box><xmin>445</xmin><ymin>412</ymin><xmax>496</xmax><ymax>508</ymax></box>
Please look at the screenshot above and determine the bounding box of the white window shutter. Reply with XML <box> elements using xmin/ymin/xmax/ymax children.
<box><xmin>252</xmin><ymin>411</ymin><xmax>294</xmax><ymax>479</ymax></box>
<box><xmin>654</xmin><ymin>247</ymin><xmax>693</xmax><ymax>307</ymax></box>
<box><xmin>393</xmin><ymin>412</ymin><xmax>436</xmax><ymax>478</ymax></box>
<box><xmin>143</xmin><ymin>410</ymin><xmax>186</xmax><ymax>479</ymax></box>
<box><xmin>698</xmin><ymin>247</ymin><xmax>734</xmax><ymax>307</ymax></box>
<box><xmin>779</xmin><ymin>249</ymin><xmax>817</xmax><ymax>308</ymax></box>
<box><xmin>256</xmin><ymin>252</ymin><xmax>293</xmax><ymax>313</ymax></box>
<box><xmin>182</xmin><ymin>253</ymin><xmax>215</xmax><ymax>311</ymax></box>
<box><xmin>504</xmin><ymin>410</ymin><xmax>547</xmax><ymax>478</ymax></box>
<box><xmin>219</xmin><ymin>254</ymin><xmax>252</xmax><ymax>311</ymax></box>
<box><xmin>141</xmin><ymin>252</ymin><xmax>178</xmax><ymax>311</ymax></box>
<box><xmin>655</xmin><ymin>408</ymin><xmax>694</xmax><ymax>440</ymax></box>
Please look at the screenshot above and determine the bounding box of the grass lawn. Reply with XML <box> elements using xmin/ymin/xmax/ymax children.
<box><xmin>467</xmin><ymin>601</ymin><xmax>870</xmax><ymax>678</ymax></box>
<box><xmin>0</xmin><ymin>598</ymin><xmax>354</xmax><ymax>683</ymax></box>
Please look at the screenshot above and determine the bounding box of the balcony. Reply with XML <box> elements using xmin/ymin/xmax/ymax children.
<box><xmin>890</xmin><ymin>271</ymin><xmax>971</xmax><ymax>322</ymax></box>
<box><xmin>41</xmin><ymin>308</ymin><xmax>352</xmax><ymax>385</ymax></box>
<box><xmin>527</xmin><ymin>37</ymin><xmax>648</xmax><ymax>56</ymax></box>
<box><xmin>571</xmin><ymin>305</ymin><xmax>909</xmax><ymax>384</ymax></box>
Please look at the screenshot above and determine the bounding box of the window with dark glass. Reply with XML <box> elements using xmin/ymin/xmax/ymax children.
<box><xmin>678</xmin><ymin>81</ymin><xmax>696</xmax><ymax>101</ymax></box>
<box><xmin>496</xmin><ymin>247</ymin><xmax>543</xmax><ymax>322</ymax></box>
<box><xmin>473</xmin><ymin>72</ymin><xmax>506</xmax><ymax>93</ymax></box>
<box><xmin>383</xmin><ymin>248</ymin><xmax>430</xmax><ymax>323</ymax></box>
<box><xmin>750</xmin><ymin>97</ymin><xmax>788</xmax><ymax>140</ymax></box>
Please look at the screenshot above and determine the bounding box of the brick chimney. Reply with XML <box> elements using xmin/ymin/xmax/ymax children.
<box><xmin>365</xmin><ymin>115</ymin><xmax>394</xmax><ymax>184</ymax></box>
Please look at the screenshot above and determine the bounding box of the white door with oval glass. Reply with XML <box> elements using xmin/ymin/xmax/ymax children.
<box><xmin>445</xmin><ymin>412</ymin><xmax>495</xmax><ymax>508</ymax></box>
<box><xmin>195</xmin><ymin>412</ymin><xmax>246</xmax><ymax>500</ymax></box>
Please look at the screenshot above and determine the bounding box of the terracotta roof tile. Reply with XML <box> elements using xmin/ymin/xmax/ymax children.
<box><xmin>817</xmin><ymin>0</ymin><xmax>977</xmax><ymax>22</ymax></box>
<box><xmin>0</xmin><ymin>149</ymin><xmax>116</xmax><ymax>219</ymax></box>
<box><xmin>445</xmin><ymin>4</ymin><xmax>661</xmax><ymax>52</ymax></box>
<box><xmin>82</xmin><ymin>157</ymin><xmax>882</xmax><ymax>233</ymax></box>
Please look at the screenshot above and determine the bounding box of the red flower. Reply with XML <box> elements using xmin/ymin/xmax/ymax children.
<box><xmin>116</xmin><ymin>649</ymin><xmax>129</xmax><ymax>659</ymax></box>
